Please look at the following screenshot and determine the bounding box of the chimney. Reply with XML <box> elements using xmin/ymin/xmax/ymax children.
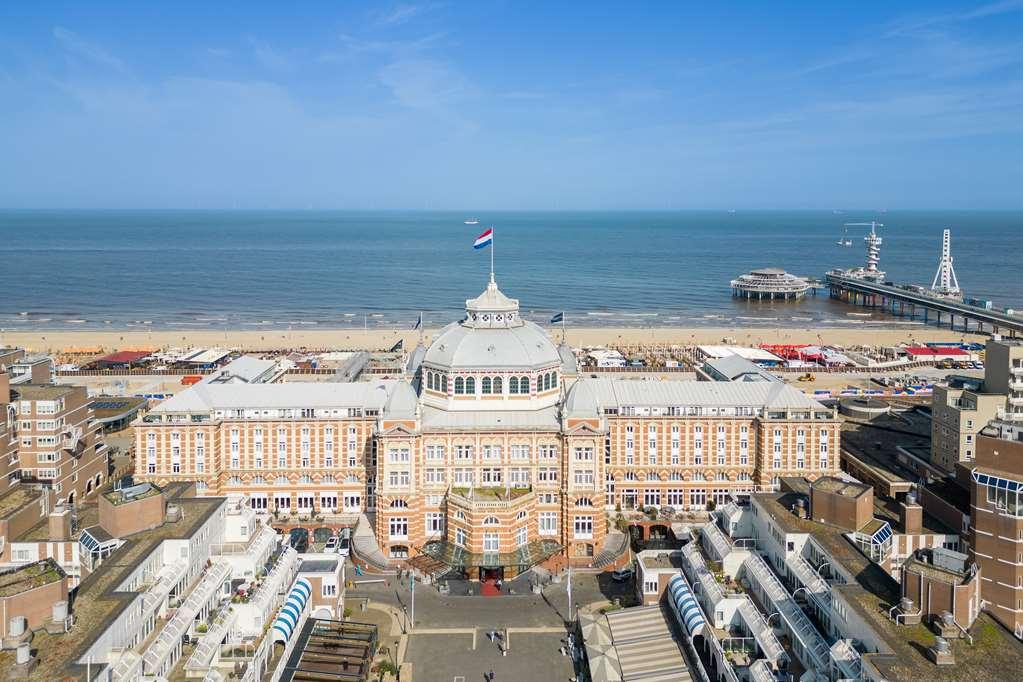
<box><xmin>48</xmin><ymin>506</ymin><xmax>72</xmax><ymax>542</ymax></box>
<box><xmin>900</xmin><ymin>495</ymin><xmax>923</xmax><ymax>535</ymax></box>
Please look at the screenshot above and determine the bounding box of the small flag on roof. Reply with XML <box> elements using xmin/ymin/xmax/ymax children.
<box><xmin>390</xmin><ymin>339</ymin><xmax>403</xmax><ymax>352</ymax></box>
<box><xmin>473</xmin><ymin>228</ymin><xmax>494</xmax><ymax>249</ymax></box>
<box><xmin>412</xmin><ymin>313</ymin><xmax>422</xmax><ymax>330</ymax></box>
<box><xmin>550</xmin><ymin>312</ymin><xmax>564</xmax><ymax>324</ymax></box>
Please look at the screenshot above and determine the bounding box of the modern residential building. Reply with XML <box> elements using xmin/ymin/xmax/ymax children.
<box><xmin>931</xmin><ymin>338</ymin><xmax>1023</xmax><ymax>473</ymax></box>
<box><xmin>969</xmin><ymin>423</ymin><xmax>1023</xmax><ymax>638</ymax></box>
<box><xmin>136</xmin><ymin>276</ymin><xmax>842</xmax><ymax>577</ymax></box>
<box><xmin>619</xmin><ymin>476</ymin><xmax>1023</xmax><ymax>682</ymax></box>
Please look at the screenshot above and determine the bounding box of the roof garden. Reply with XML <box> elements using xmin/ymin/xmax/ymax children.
<box><xmin>103</xmin><ymin>482</ymin><xmax>162</xmax><ymax>506</ymax></box>
<box><xmin>0</xmin><ymin>485</ymin><xmax>42</xmax><ymax>519</ymax></box>
<box><xmin>0</xmin><ymin>559</ymin><xmax>65</xmax><ymax>597</ymax></box>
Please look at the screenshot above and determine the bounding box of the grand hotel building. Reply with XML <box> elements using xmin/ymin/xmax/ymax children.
<box><xmin>136</xmin><ymin>276</ymin><xmax>841</xmax><ymax>573</ymax></box>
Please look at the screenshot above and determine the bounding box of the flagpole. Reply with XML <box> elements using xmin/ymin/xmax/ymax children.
<box><xmin>490</xmin><ymin>227</ymin><xmax>495</xmax><ymax>280</ymax></box>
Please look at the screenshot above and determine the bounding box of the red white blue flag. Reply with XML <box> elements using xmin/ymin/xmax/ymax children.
<box><xmin>473</xmin><ymin>228</ymin><xmax>493</xmax><ymax>249</ymax></box>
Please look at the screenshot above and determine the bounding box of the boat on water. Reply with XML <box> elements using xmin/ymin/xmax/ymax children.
<box><xmin>836</xmin><ymin>226</ymin><xmax>853</xmax><ymax>246</ymax></box>
<box><xmin>464</xmin><ymin>217</ymin><xmax>480</xmax><ymax>225</ymax></box>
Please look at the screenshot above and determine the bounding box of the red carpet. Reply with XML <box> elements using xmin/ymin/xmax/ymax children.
<box><xmin>480</xmin><ymin>579</ymin><xmax>501</xmax><ymax>596</ymax></box>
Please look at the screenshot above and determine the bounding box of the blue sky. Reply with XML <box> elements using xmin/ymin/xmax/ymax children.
<box><xmin>1</xmin><ymin>1</ymin><xmax>1021</xmax><ymax>209</ymax></box>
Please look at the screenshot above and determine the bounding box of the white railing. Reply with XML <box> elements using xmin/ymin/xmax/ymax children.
<box><xmin>830</xmin><ymin>638</ymin><xmax>862</xmax><ymax>679</ymax></box>
<box><xmin>785</xmin><ymin>553</ymin><xmax>831</xmax><ymax>609</ymax></box>
<box><xmin>742</xmin><ymin>554</ymin><xmax>830</xmax><ymax>672</ymax></box>
<box><xmin>143</xmin><ymin>561</ymin><xmax>231</xmax><ymax>676</ymax></box>
<box><xmin>749</xmin><ymin>659</ymin><xmax>775</xmax><ymax>682</ymax></box>
<box><xmin>702</xmin><ymin>522</ymin><xmax>733</xmax><ymax>562</ymax></box>
<box><xmin>737</xmin><ymin>598</ymin><xmax>786</xmax><ymax>663</ymax></box>
<box><xmin>110</xmin><ymin>649</ymin><xmax>143</xmax><ymax>682</ymax></box>
<box><xmin>140</xmin><ymin>559</ymin><xmax>188</xmax><ymax>623</ymax></box>
<box><xmin>681</xmin><ymin>542</ymin><xmax>724</xmax><ymax>607</ymax></box>
<box><xmin>186</xmin><ymin>608</ymin><xmax>237</xmax><ymax>671</ymax></box>
<box><xmin>706</xmin><ymin>629</ymin><xmax>741</xmax><ymax>682</ymax></box>
<box><xmin>246</xmin><ymin>546</ymin><xmax>299</xmax><ymax>628</ymax></box>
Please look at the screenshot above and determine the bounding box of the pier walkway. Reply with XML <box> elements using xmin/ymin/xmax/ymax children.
<box><xmin>826</xmin><ymin>273</ymin><xmax>1023</xmax><ymax>336</ymax></box>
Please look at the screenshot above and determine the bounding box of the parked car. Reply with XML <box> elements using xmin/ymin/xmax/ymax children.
<box><xmin>338</xmin><ymin>534</ymin><xmax>351</xmax><ymax>557</ymax></box>
<box><xmin>324</xmin><ymin>536</ymin><xmax>340</xmax><ymax>553</ymax></box>
<box><xmin>611</xmin><ymin>568</ymin><xmax>634</xmax><ymax>583</ymax></box>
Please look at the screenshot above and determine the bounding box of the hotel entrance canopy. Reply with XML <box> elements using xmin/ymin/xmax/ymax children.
<box><xmin>415</xmin><ymin>539</ymin><xmax>562</xmax><ymax>572</ymax></box>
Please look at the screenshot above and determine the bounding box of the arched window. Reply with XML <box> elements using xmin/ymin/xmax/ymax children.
<box><xmin>390</xmin><ymin>499</ymin><xmax>409</xmax><ymax>508</ymax></box>
<box><xmin>454</xmin><ymin>377</ymin><xmax>464</xmax><ymax>394</ymax></box>
<box><xmin>274</xmin><ymin>476</ymin><xmax>290</xmax><ymax>486</ymax></box>
<box><xmin>227</xmin><ymin>476</ymin><xmax>243</xmax><ymax>486</ymax></box>
<box><xmin>493</xmin><ymin>376</ymin><xmax>502</xmax><ymax>394</ymax></box>
<box><xmin>546</xmin><ymin>373</ymin><xmax>553</xmax><ymax>390</ymax></box>
<box><xmin>427</xmin><ymin>372</ymin><xmax>435</xmax><ymax>390</ymax></box>
<box><xmin>509</xmin><ymin>376</ymin><xmax>519</xmax><ymax>394</ymax></box>
<box><xmin>576</xmin><ymin>497</ymin><xmax>593</xmax><ymax>507</ymax></box>
<box><xmin>465</xmin><ymin>377</ymin><xmax>476</xmax><ymax>394</ymax></box>
<box><xmin>321</xmin><ymin>474</ymin><xmax>335</xmax><ymax>484</ymax></box>
<box><xmin>251</xmin><ymin>476</ymin><xmax>266</xmax><ymax>485</ymax></box>
<box><xmin>551</xmin><ymin>372</ymin><xmax>558</xmax><ymax>388</ymax></box>
<box><xmin>482</xmin><ymin>377</ymin><xmax>492</xmax><ymax>394</ymax></box>
<box><xmin>298</xmin><ymin>474</ymin><xmax>314</xmax><ymax>484</ymax></box>
<box><xmin>516</xmin><ymin>510</ymin><xmax>527</xmax><ymax>520</ymax></box>
<box><xmin>520</xmin><ymin>376</ymin><xmax>529</xmax><ymax>393</ymax></box>
<box><xmin>483</xmin><ymin>516</ymin><xmax>500</xmax><ymax>526</ymax></box>
<box><xmin>441</xmin><ymin>375</ymin><xmax>448</xmax><ymax>392</ymax></box>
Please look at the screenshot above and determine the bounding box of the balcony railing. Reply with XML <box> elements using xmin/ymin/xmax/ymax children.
<box><xmin>737</xmin><ymin>597</ymin><xmax>786</xmax><ymax>663</ymax></box>
<box><xmin>680</xmin><ymin>542</ymin><xmax>724</xmax><ymax>608</ymax></box>
<box><xmin>785</xmin><ymin>553</ymin><xmax>831</xmax><ymax>609</ymax></box>
<box><xmin>701</xmin><ymin>522</ymin><xmax>733</xmax><ymax>562</ymax></box>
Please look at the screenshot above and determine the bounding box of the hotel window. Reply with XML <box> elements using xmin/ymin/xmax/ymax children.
<box><xmin>644</xmin><ymin>578</ymin><xmax>660</xmax><ymax>595</ymax></box>
<box><xmin>574</xmin><ymin>470</ymin><xmax>594</xmax><ymax>486</ymax></box>
<box><xmin>482</xmin><ymin>445</ymin><xmax>502</xmax><ymax>460</ymax></box>
<box><xmin>671</xmin><ymin>426</ymin><xmax>680</xmax><ymax>465</ymax></box>
<box><xmin>386</xmin><ymin>472</ymin><xmax>411</xmax><ymax>488</ymax></box>
<box><xmin>455</xmin><ymin>527</ymin><xmax>467</xmax><ymax>546</ymax></box>
<box><xmin>819</xmin><ymin>430</ymin><xmax>829</xmax><ymax>454</ymax></box>
<box><xmin>739</xmin><ymin>448</ymin><xmax>748</xmax><ymax>466</ymax></box>
<box><xmin>716</xmin><ymin>440</ymin><xmax>726</xmax><ymax>465</ymax></box>
<box><xmin>538</xmin><ymin>468</ymin><xmax>558</xmax><ymax>483</ymax></box>
<box><xmin>644</xmin><ymin>490</ymin><xmax>660</xmax><ymax>507</ymax></box>
<box><xmin>575</xmin><ymin>447</ymin><xmax>594</xmax><ymax>461</ymax></box>
<box><xmin>819</xmin><ymin>455</ymin><xmax>828</xmax><ymax>470</ymax></box>
<box><xmin>454</xmin><ymin>469</ymin><xmax>474</xmax><ymax>485</ymax></box>
<box><xmin>666</xmin><ymin>489</ymin><xmax>684</xmax><ymax>507</ymax></box>
<box><xmin>389</xmin><ymin>517</ymin><xmax>408</xmax><ymax>539</ymax></box>
<box><xmin>482</xmin><ymin>468</ymin><xmax>503</xmax><ymax>485</ymax></box>
<box><xmin>426</xmin><ymin>445</ymin><xmax>446</xmax><ymax>461</ymax></box>
<box><xmin>465</xmin><ymin>377</ymin><xmax>476</xmax><ymax>394</ymax></box>
<box><xmin>773</xmin><ymin>455</ymin><xmax>781</xmax><ymax>469</ymax></box>
<box><xmin>325</xmin><ymin>455</ymin><xmax>333</xmax><ymax>468</ymax></box>
<box><xmin>539</xmin><ymin>444</ymin><xmax>557</xmax><ymax>460</ymax></box>
<box><xmin>605</xmin><ymin>436</ymin><xmax>612</xmax><ymax>464</ymax></box>
<box><xmin>482</xmin><ymin>377</ymin><xmax>493</xmax><ymax>394</ymax></box>
<box><xmin>694</xmin><ymin>437</ymin><xmax>703</xmax><ymax>465</ymax></box>
<box><xmin>516</xmin><ymin>526</ymin><xmax>528</xmax><ymax>547</ymax></box>
<box><xmin>510</xmin><ymin>445</ymin><xmax>529</xmax><ymax>460</ymax></box>
<box><xmin>573</xmin><ymin>516</ymin><xmax>593</xmax><ymax>539</ymax></box>
<box><xmin>388</xmin><ymin>448</ymin><xmax>410</xmax><ymax>463</ymax></box>
<box><xmin>455</xmin><ymin>445</ymin><xmax>473</xmax><ymax>460</ymax></box>
<box><xmin>425</xmin><ymin>513</ymin><xmax>444</xmax><ymax>534</ymax></box>
<box><xmin>483</xmin><ymin>533</ymin><xmax>499</xmax><ymax>552</ymax></box>
<box><xmin>510</xmin><ymin>468</ymin><xmax>530</xmax><ymax>486</ymax></box>
<box><xmin>509</xmin><ymin>376</ymin><xmax>520</xmax><ymax>394</ymax></box>
<box><xmin>797</xmin><ymin>454</ymin><xmax>805</xmax><ymax>469</ymax></box>
<box><xmin>425</xmin><ymin>468</ymin><xmax>445</xmax><ymax>484</ymax></box>
<box><xmin>689</xmin><ymin>488</ymin><xmax>707</xmax><ymax>508</ymax></box>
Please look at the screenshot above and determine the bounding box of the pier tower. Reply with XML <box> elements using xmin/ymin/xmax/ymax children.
<box><xmin>834</xmin><ymin>221</ymin><xmax>885</xmax><ymax>282</ymax></box>
<box><xmin>931</xmin><ymin>228</ymin><xmax>961</xmax><ymax>298</ymax></box>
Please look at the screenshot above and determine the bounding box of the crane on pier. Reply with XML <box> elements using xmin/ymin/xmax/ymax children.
<box><xmin>931</xmin><ymin>228</ymin><xmax>961</xmax><ymax>298</ymax></box>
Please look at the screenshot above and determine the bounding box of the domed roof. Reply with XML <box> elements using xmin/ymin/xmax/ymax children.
<box><xmin>564</xmin><ymin>378</ymin><xmax>599</xmax><ymax>418</ymax></box>
<box><xmin>423</xmin><ymin>276</ymin><xmax>561</xmax><ymax>371</ymax></box>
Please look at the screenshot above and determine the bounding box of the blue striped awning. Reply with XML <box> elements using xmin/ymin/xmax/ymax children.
<box><xmin>668</xmin><ymin>573</ymin><xmax>706</xmax><ymax>636</ymax></box>
<box><xmin>271</xmin><ymin>578</ymin><xmax>312</xmax><ymax>643</ymax></box>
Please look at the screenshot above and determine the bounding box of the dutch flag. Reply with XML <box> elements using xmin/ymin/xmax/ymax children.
<box><xmin>473</xmin><ymin>228</ymin><xmax>494</xmax><ymax>249</ymax></box>
<box><xmin>550</xmin><ymin>312</ymin><xmax>564</xmax><ymax>324</ymax></box>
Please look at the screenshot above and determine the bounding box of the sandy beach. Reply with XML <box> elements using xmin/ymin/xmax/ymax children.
<box><xmin>0</xmin><ymin>325</ymin><xmax>987</xmax><ymax>355</ymax></box>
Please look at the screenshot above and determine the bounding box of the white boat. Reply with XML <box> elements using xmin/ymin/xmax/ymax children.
<box><xmin>836</xmin><ymin>226</ymin><xmax>853</xmax><ymax>246</ymax></box>
<box><xmin>464</xmin><ymin>217</ymin><xmax>480</xmax><ymax>225</ymax></box>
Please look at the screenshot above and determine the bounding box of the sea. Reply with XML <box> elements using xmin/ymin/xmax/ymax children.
<box><xmin>1</xmin><ymin>209</ymin><xmax>1021</xmax><ymax>332</ymax></box>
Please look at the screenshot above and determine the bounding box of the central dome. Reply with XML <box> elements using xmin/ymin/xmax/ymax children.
<box><xmin>424</xmin><ymin>275</ymin><xmax>561</xmax><ymax>370</ymax></box>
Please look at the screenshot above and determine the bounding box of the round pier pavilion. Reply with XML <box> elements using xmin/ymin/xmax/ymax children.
<box><xmin>731</xmin><ymin>267</ymin><xmax>810</xmax><ymax>300</ymax></box>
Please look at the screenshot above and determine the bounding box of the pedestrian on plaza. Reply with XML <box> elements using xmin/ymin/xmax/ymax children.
<box><xmin>489</xmin><ymin>669</ymin><xmax>495</xmax><ymax>681</ymax></box>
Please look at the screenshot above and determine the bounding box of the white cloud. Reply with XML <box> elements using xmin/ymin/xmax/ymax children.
<box><xmin>52</xmin><ymin>26</ymin><xmax>127</xmax><ymax>73</ymax></box>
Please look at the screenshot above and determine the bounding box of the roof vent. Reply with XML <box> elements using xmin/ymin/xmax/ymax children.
<box><xmin>929</xmin><ymin>636</ymin><xmax>954</xmax><ymax>665</ymax></box>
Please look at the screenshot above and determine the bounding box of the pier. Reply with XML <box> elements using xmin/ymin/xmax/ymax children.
<box><xmin>826</xmin><ymin>272</ymin><xmax>1023</xmax><ymax>336</ymax></box>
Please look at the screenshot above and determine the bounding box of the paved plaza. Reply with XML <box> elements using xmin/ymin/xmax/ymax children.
<box><xmin>346</xmin><ymin>570</ymin><xmax>637</xmax><ymax>680</ymax></box>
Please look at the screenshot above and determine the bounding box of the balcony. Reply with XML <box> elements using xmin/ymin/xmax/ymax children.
<box><xmin>785</xmin><ymin>552</ymin><xmax>831</xmax><ymax>609</ymax></box>
<box><xmin>737</xmin><ymin>598</ymin><xmax>786</xmax><ymax>663</ymax></box>
<box><xmin>831</xmin><ymin>639</ymin><xmax>862</xmax><ymax>680</ymax></box>
<box><xmin>680</xmin><ymin>542</ymin><xmax>724</xmax><ymax>608</ymax></box>
<box><xmin>742</xmin><ymin>553</ymin><xmax>830</xmax><ymax>672</ymax></box>
<box><xmin>701</xmin><ymin>522</ymin><xmax>734</xmax><ymax>562</ymax></box>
